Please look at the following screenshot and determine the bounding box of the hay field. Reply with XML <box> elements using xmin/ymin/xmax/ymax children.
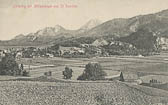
<box><xmin>0</xmin><ymin>81</ymin><xmax>168</xmax><ymax>105</ymax></box>
<box><xmin>14</xmin><ymin>53</ymin><xmax>168</xmax><ymax>83</ymax></box>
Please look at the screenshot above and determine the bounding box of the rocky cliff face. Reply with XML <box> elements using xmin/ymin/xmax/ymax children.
<box><xmin>35</xmin><ymin>25</ymin><xmax>66</xmax><ymax>37</ymax></box>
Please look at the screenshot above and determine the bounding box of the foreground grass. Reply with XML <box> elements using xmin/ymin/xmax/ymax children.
<box><xmin>0</xmin><ymin>81</ymin><xmax>168</xmax><ymax>105</ymax></box>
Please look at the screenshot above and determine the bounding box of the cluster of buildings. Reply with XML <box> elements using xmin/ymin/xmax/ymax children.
<box><xmin>0</xmin><ymin>38</ymin><xmax>138</xmax><ymax>59</ymax></box>
<box><xmin>156</xmin><ymin>37</ymin><xmax>168</xmax><ymax>50</ymax></box>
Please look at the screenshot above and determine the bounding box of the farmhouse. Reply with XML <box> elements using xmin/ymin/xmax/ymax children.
<box><xmin>46</xmin><ymin>53</ymin><xmax>54</xmax><ymax>58</ymax></box>
<box><xmin>80</xmin><ymin>44</ymin><xmax>91</xmax><ymax>48</ymax></box>
<box><xmin>58</xmin><ymin>46</ymin><xmax>85</xmax><ymax>56</ymax></box>
<box><xmin>92</xmin><ymin>38</ymin><xmax>109</xmax><ymax>47</ymax></box>
<box><xmin>110</xmin><ymin>41</ymin><xmax>134</xmax><ymax>48</ymax></box>
<box><xmin>15</xmin><ymin>51</ymin><xmax>23</xmax><ymax>59</ymax></box>
<box><xmin>0</xmin><ymin>50</ymin><xmax>5</xmax><ymax>58</ymax></box>
<box><xmin>156</xmin><ymin>37</ymin><xmax>168</xmax><ymax>50</ymax></box>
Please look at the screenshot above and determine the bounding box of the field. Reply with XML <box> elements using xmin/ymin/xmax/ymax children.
<box><xmin>0</xmin><ymin>53</ymin><xmax>168</xmax><ymax>105</ymax></box>
<box><xmin>0</xmin><ymin>81</ymin><xmax>168</xmax><ymax>105</ymax></box>
<box><xmin>13</xmin><ymin>52</ymin><xmax>168</xmax><ymax>83</ymax></box>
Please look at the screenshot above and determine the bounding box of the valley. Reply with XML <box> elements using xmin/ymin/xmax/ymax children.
<box><xmin>0</xmin><ymin>8</ymin><xmax>168</xmax><ymax>105</ymax></box>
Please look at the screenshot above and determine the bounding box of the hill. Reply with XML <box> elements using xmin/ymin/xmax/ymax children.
<box><xmin>118</xmin><ymin>28</ymin><xmax>157</xmax><ymax>50</ymax></box>
<box><xmin>82</xmin><ymin>9</ymin><xmax>168</xmax><ymax>38</ymax></box>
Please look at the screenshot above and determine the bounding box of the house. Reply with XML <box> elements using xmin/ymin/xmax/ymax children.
<box><xmin>80</xmin><ymin>44</ymin><xmax>91</xmax><ymax>48</ymax></box>
<box><xmin>80</xmin><ymin>44</ymin><xmax>102</xmax><ymax>55</ymax></box>
<box><xmin>156</xmin><ymin>37</ymin><xmax>168</xmax><ymax>50</ymax></box>
<box><xmin>0</xmin><ymin>50</ymin><xmax>5</xmax><ymax>58</ymax></box>
<box><xmin>110</xmin><ymin>41</ymin><xmax>134</xmax><ymax>48</ymax></box>
<box><xmin>92</xmin><ymin>38</ymin><xmax>109</xmax><ymax>47</ymax></box>
<box><xmin>58</xmin><ymin>46</ymin><xmax>85</xmax><ymax>56</ymax></box>
<box><xmin>110</xmin><ymin>41</ymin><xmax>124</xmax><ymax>46</ymax></box>
<box><xmin>15</xmin><ymin>51</ymin><xmax>23</xmax><ymax>59</ymax></box>
<box><xmin>3</xmin><ymin>49</ymin><xmax>11</xmax><ymax>53</ymax></box>
<box><xmin>46</xmin><ymin>53</ymin><xmax>54</xmax><ymax>58</ymax></box>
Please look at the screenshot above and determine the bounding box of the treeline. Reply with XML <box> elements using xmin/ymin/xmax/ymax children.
<box><xmin>0</xmin><ymin>53</ymin><xmax>29</xmax><ymax>76</ymax></box>
<box><xmin>17</xmin><ymin>28</ymin><xmax>162</xmax><ymax>58</ymax></box>
<box><xmin>118</xmin><ymin>28</ymin><xmax>159</xmax><ymax>54</ymax></box>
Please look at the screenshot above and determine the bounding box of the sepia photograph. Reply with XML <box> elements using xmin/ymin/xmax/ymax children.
<box><xmin>0</xmin><ymin>0</ymin><xmax>168</xmax><ymax>105</ymax></box>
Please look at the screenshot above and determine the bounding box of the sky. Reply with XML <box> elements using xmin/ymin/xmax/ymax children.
<box><xmin>0</xmin><ymin>0</ymin><xmax>168</xmax><ymax>40</ymax></box>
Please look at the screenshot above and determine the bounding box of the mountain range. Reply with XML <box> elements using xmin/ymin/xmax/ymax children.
<box><xmin>0</xmin><ymin>9</ymin><xmax>168</xmax><ymax>47</ymax></box>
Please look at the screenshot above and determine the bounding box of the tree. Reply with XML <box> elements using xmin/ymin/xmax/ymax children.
<box><xmin>22</xmin><ymin>47</ymin><xmax>36</xmax><ymax>58</ymax></box>
<box><xmin>77</xmin><ymin>63</ymin><xmax>107</xmax><ymax>81</ymax></box>
<box><xmin>119</xmin><ymin>28</ymin><xmax>157</xmax><ymax>52</ymax></box>
<box><xmin>62</xmin><ymin>66</ymin><xmax>73</xmax><ymax>79</ymax></box>
<box><xmin>0</xmin><ymin>53</ymin><xmax>19</xmax><ymax>75</ymax></box>
<box><xmin>119</xmin><ymin>72</ymin><xmax>124</xmax><ymax>82</ymax></box>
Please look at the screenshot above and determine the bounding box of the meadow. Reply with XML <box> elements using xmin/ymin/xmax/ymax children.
<box><xmin>15</xmin><ymin>53</ymin><xmax>167</xmax><ymax>81</ymax></box>
<box><xmin>0</xmin><ymin>53</ymin><xmax>168</xmax><ymax>105</ymax></box>
<box><xmin>0</xmin><ymin>52</ymin><xmax>167</xmax><ymax>86</ymax></box>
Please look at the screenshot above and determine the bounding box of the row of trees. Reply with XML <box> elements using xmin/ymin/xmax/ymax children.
<box><xmin>0</xmin><ymin>54</ymin><xmax>124</xmax><ymax>82</ymax></box>
<box><xmin>77</xmin><ymin>63</ymin><xmax>107</xmax><ymax>80</ymax></box>
<box><xmin>62</xmin><ymin>63</ymin><xmax>107</xmax><ymax>80</ymax></box>
<box><xmin>0</xmin><ymin>53</ymin><xmax>107</xmax><ymax>80</ymax></box>
<box><xmin>62</xmin><ymin>63</ymin><xmax>125</xmax><ymax>81</ymax></box>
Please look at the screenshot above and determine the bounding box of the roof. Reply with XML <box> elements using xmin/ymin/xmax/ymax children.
<box><xmin>92</xmin><ymin>38</ymin><xmax>109</xmax><ymax>47</ymax></box>
<box><xmin>123</xmin><ymin>73</ymin><xmax>139</xmax><ymax>80</ymax></box>
<box><xmin>58</xmin><ymin>46</ymin><xmax>85</xmax><ymax>52</ymax></box>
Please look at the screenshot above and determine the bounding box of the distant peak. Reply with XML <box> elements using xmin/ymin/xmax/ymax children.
<box><xmin>54</xmin><ymin>25</ymin><xmax>65</xmax><ymax>32</ymax></box>
<box><xmin>88</xmin><ymin>19</ymin><xmax>102</xmax><ymax>23</ymax></box>
<box><xmin>54</xmin><ymin>25</ymin><xmax>63</xmax><ymax>29</ymax></box>
<box><xmin>156</xmin><ymin>9</ymin><xmax>168</xmax><ymax>17</ymax></box>
<box><xmin>80</xmin><ymin>19</ymin><xmax>102</xmax><ymax>30</ymax></box>
<box><xmin>13</xmin><ymin>34</ymin><xmax>25</xmax><ymax>39</ymax></box>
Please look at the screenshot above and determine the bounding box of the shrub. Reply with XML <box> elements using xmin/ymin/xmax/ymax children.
<box><xmin>62</xmin><ymin>66</ymin><xmax>73</xmax><ymax>79</ymax></box>
<box><xmin>77</xmin><ymin>62</ymin><xmax>107</xmax><ymax>81</ymax></box>
<box><xmin>22</xmin><ymin>70</ymin><xmax>30</xmax><ymax>76</ymax></box>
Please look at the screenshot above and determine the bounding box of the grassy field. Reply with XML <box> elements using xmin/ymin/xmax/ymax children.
<box><xmin>1</xmin><ymin>53</ymin><xmax>168</xmax><ymax>89</ymax></box>
<box><xmin>0</xmin><ymin>53</ymin><xmax>168</xmax><ymax>105</ymax></box>
<box><xmin>0</xmin><ymin>81</ymin><xmax>168</xmax><ymax>105</ymax></box>
<box><xmin>14</xmin><ymin>53</ymin><xmax>168</xmax><ymax>83</ymax></box>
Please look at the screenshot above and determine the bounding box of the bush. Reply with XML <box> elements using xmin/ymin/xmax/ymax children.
<box><xmin>44</xmin><ymin>71</ymin><xmax>52</xmax><ymax>76</ymax></box>
<box><xmin>22</xmin><ymin>70</ymin><xmax>30</xmax><ymax>76</ymax></box>
<box><xmin>62</xmin><ymin>66</ymin><xmax>73</xmax><ymax>79</ymax></box>
<box><xmin>77</xmin><ymin>63</ymin><xmax>107</xmax><ymax>81</ymax></box>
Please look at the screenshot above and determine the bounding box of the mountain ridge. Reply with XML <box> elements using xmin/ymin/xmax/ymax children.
<box><xmin>0</xmin><ymin>9</ymin><xmax>168</xmax><ymax>46</ymax></box>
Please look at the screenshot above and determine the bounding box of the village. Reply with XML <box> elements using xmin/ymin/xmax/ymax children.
<box><xmin>0</xmin><ymin>37</ymin><xmax>167</xmax><ymax>91</ymax></box>
<box><xmin>0</xmin><ymin>38</ymin><xmax>138</xmax><ymax>60</ymax></box>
